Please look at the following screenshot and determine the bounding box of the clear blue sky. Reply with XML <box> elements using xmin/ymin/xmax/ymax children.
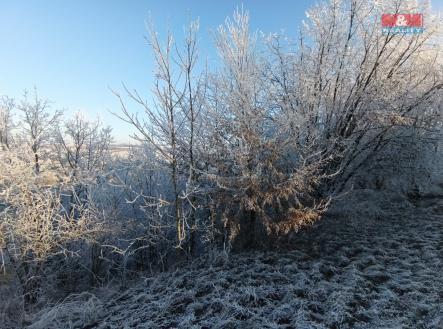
<box><xmin>1</xmin><ymin>0</ymin><xmax>441</xmax><ymax>142</ymax></box>
<box><xmin>0</xmin><ymin>0</ymin><xmax>315</xmax><ymax>142</ymax></box>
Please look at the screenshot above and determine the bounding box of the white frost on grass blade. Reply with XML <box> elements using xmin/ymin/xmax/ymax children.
<box><xmin>28</xmin><ymin>293</ymin><xmax>103</xmax><ymax>329</ymax></box>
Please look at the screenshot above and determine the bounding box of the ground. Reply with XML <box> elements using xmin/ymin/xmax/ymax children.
<box><xmin>27</xmin><ymin>189</ymin><xmax>443</xmax><ymax>329</ymax></box>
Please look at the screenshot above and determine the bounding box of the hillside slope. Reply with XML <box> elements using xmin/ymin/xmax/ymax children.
<box><xmin>29</xmin><ymin>190</ymin><xmax>443</xmax><ymax>329</ymax></box>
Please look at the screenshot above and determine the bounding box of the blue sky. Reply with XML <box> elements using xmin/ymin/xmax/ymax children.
<box><xmin>1</xmin><ymin>0</ymin><xmax>442</xmax><ymax>142</ymax></box>
<box><xmin>0</xmin><ymin>0</ymin><xmax>315</xmax><ymax>142</ymax></box>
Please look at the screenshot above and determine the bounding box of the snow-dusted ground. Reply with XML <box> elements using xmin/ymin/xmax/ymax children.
<box><xmin>28</xmin><ymin>189</ymin><xmax>443</xmax><ymax>329</ymax></box>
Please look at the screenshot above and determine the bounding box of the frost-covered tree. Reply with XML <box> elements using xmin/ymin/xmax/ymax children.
<box><xmin>53</xmin><ymin>112</ymin><xmax>112</xmax><ymax>226</ymax></box>
<box><xmin>0</xmin><ymin>148</ymin><xmax>103</xmax><ymax>306</ymax></box>
<box><xmin>203</xmin><ymin>10</ymin><xmax>334</xmax><ymax>248</ymax></box>
<box><xmin>0</xmin><ymin>96</ymin><xmax>15</xmax><ymax>150</ymax></box>
<box><xmin>54</xmin><ymin>113</ymin><xmax>112</xmax><ymax>180</ymax></box>
<box><xmin>0</xmin><ymin>94</ymin><xmax>110</xmax><ymax>308</ymax></box>
<box><xmin>292</xmin><ymin>0</ymin><xmax>442</xmax><ymax>192</ymax></box>
<box><xmin>116</xmin><ymin>20</ymin><xmax>204</xmax><ymax>254</ymax></box>
<box><xmin>175</xmin><ymin>20</ymin><xmax>207</xmax><ymax>255</ymax></box>
<box><xmin>17</xmin><ymin>90</ymin><xmax>62</xmax><ymax>174</ymax></box>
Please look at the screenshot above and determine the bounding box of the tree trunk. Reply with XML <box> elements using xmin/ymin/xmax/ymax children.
<box><xmin>34</xmin><ymin>153</ymin><xmax>40</xmax><ymax>175</ymax></box>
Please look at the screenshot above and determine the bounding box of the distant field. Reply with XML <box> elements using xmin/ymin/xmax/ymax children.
<box><xmin>109</xmin><ymin>144</ymin><xmax>141</xmax><ymax>158</ymax></box>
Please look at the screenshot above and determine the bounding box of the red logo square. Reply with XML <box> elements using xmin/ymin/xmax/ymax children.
<box><xmin>381</xmin><ymin>14</ymin><xmax>423</xmax><ymax>27</ymax></box>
